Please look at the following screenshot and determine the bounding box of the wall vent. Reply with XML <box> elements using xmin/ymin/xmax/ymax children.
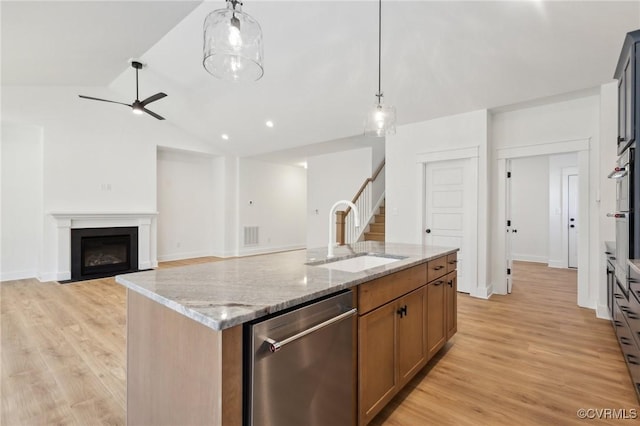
<box><xmin>244</xmin><ymin>226</ymin><xmax>259</xmax><ymax>246</ymax></box>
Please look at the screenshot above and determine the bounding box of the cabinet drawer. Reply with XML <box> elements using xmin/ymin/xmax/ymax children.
<box><xmin>427</xmin><ymin>256</ymin><xmax>447</xmax><ymax>283</ymax></box>
<box><xmin>358</xmin><ymin>264</ymin><xmax>427</xmax><ymax>315</ymax></box>
<box><xmin>614</xmin><ymin>301</ymin><xmax>636</xmax><ymax>352</ymax></box>
<box><xmin>446</xmin><ymin>253</ymin><xmax>458</xmax><ymax>273</ymax></box>
<box><xmin>626</xmin><ymin>291</ymin><xmax>640</xmax><ymax>348</ymax></box>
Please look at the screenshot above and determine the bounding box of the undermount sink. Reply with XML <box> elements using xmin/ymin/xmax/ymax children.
<box><xmin>309</xmin><ymin>253</ymin><xmax>407</xmax><ymax>273</ymax></box>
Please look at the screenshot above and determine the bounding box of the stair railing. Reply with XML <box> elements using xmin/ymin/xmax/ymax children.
<box><xmin>336</xmin><ymin>160</ymin><xmax>385</xmax><ymax>245</ymax></box>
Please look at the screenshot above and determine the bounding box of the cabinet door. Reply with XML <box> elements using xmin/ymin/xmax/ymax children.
<box><xmin>427</xmin><ymin>277</ymin><xmax>446</xmax><ymax>359</ymax></box>
<box><xmin>446</xmin><ymin>272</ymin><xmax>458</xmax><ymax>340</ymax></box>
<box><xmin>624</xmin><ymin>51</ymin><xmax>635</xmax><ymax>145</ymax></box>
<box><xmin>619</xmin><ymin>72</ymin><xmax>626</xmax><ymax>150</ymax></box>
<box><xmin>397</xmin><ymin>287</ymin><xmax>427</xmax><ymax>385</ymax></box>
<box><xmin>358</xmin><ymin>303</ymin><xmax>397</xmax><ymax>425</ymax></box>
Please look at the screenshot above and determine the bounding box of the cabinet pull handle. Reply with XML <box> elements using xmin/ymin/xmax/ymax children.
<box><xmin>448</xmin><ymin>280</ymin><xmax>453</xmax><ymax>287</ymax></box>
<box><xmin>614</xmin><ymin>320</ymin><xmax>623</xmax><ymax>327</ymax></box>
<box><xmin>265</xmin><ymin>308</ymin><xmax>357</xmax><ymax>353</ymax></box>
<box><xmin>621</xmin><ymin>336</ymin><xmax>632</xmax><ymax>345</ymax></box>
<box><xmin>615</xmin><ymin>294</ymin><xmax>624</xmax><ymax>299</ymax></box>
<box><xmin>448</xmin><ymin>260</ymin><xmax>458</xmax><ymax>264</ymax></box>
<box><xmin>434</xmin><ymin>265</ymin><xmax>444</xmax><ymax>271</ymax></box>
<box><xmin>627</xmin><ymin>354</ymin><xmax>640</xmax><ymax>365</ymax></box>
<box><xmin>619</xmin><ymin>136</ymin><xmax>626</xmax><ymax>143</ymax></box>
<box><xmin>396</xmin><ymin>305</ymin><xmax>408</xmax><ymax>318</ymax></box>
<box><xmin>434</xmin><ymin>280</ymin><xmax>444</xmax><ymax>286</ymax></box>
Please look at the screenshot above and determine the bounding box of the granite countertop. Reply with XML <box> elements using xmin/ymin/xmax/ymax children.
<box><xmin>115</xmin><ymin>241</ymin><xmax>457</xmax><ymax>331</ymax></box>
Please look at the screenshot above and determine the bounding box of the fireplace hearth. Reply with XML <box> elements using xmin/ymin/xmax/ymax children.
<box><xmin>70</xmin><ymin>227</ymin><xmax>138</xmax><ymax>281</ymax></box>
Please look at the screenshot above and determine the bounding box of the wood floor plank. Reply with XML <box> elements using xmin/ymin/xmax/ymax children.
<box><xmin>2</xmin><ymin>259</ymin><xmax>639</xmax><ymax>425</ymax></box>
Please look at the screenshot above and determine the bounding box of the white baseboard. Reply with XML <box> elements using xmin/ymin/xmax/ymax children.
<box><xmin>472</xmin><ymin>284</ymin><xmax>493</xmax><ymax>299</ymax></box>
<box><xmin>0</xmin><ymin>269</ymin><xmax>37</xmax><ymax>282</ymax></box>
<box><xmin>512</xmin><ymin>254</ymin><xmax>548</xmax><ymax>263</ymax></box>
<box><xmin>547</xmin><ymin>259</ymin><xmax>566</xmax><ymax>269</ymax></box>
<box><xmin>157</xmin><ymin>250</ymin><xmax>212</xmax><ymax>262</ymax></box>
<box><xmin>237</xmin><ymin>244</ymin><xmax>305</xmax><ymax>257</ymax></box>
<box><xmin>596</xmin><ymin>304</ymin><xmax>611</xmax><ymax>320</ymax></box>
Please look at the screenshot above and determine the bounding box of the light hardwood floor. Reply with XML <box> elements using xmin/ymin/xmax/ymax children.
<box><xmin>2</xmin><ymin>260</ymin><xmax>638</xmax><ymax>425</ymax></box>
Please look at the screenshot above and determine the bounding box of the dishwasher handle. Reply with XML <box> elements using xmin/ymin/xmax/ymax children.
<box><xmin>265</xmin><ymin>308</ymin><xmax>357</xmax><ymax>353</ymax></box>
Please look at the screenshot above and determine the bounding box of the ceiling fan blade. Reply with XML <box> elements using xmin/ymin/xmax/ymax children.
<box><xmin>140</xmin><ymin>92</ymin><xmax>167</xmax><ymax>107</ymax></box>
<box><xmin>78</xmin><ymin>95</ymin><xmax>131</xmax><ymax>107</ymax></box>
<box><xmin>143</xmin><ymin>108</ymin><xmax>165</xmax><ymax>120</ymax></box>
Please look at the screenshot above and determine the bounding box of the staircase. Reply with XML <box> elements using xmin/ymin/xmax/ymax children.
<box><xmin>336</xmin><ymin>160</ymin><xmax>386</xmax><ymax>245</ymax></box>
<box><xmin>364</xmin><ymin>202</ymin><xmax>385</xmax><ymax>242</ymax></box>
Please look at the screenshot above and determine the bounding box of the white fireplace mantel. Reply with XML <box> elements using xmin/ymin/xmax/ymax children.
<box><xmin>50</xmin><ymin>212</ymin><xmax>158</xmax><ymax>281</ymax></box>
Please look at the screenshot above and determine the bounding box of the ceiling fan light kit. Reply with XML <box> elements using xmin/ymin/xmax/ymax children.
<box><xmin>365</xmin><ymin>0</ymin><xmax>396</xmax><ymax>137</ymax></box>
<box><xmin>203</xmin><ymin>0</ymin><xmax>264</xmax><ymax>81</ymax></box>
<box><xmin>78</xmin><ymin>60</ymin><xmax>167</xmax><ymax>120</ymax></box>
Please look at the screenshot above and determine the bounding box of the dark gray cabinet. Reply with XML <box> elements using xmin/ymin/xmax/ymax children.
<box><xmin>619</xmin><ymin>264</ymin><xmax>640</xmax><ymax>401</ymax></box>
<box><xmin>615</xmin><ymin>30</ymin><xmax>640</xmax><ymax>155</ymax></box>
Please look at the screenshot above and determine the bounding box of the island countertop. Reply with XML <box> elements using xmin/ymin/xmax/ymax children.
<box><xmin>115</xmin><ymin>241</ymin><xmax>457</xmax><ymax>331</ymax></box>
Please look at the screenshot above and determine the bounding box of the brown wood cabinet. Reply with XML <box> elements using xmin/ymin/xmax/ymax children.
<box><xmin>358</xmin><ymin>286</ymin><xmax>427</xmax><ymax>425</ymax></box>
<box><xmin>397</xmin><ymin>287</ymin><xmax>427</xmax><ymax>384</ymax></box>
<box><xmin>446</xmin><ymin>271</ymin><xmax>457</xmax><ymax>339</ymax></box>
<box><xmin>426</xmin><ymin>276</ymin><xmax>446</xmax><ymax>359</ymax></box>
<box><xmin>358</xmin><ymin>253</ymin><xmax>458</xmax><ymax>425</ymax></box>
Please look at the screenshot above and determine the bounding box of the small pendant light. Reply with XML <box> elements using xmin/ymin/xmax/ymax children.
<box><xmin>203</xmin><ymin>0</ymin><xmax>264</xmax><ymax>81</ymax></box>
<box><xmin>365</xmin><ymin>0</ymin><xmax>396</xmax><ymax>136</ymax></box>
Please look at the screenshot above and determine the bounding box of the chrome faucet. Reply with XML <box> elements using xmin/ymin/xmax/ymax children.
<box><xmin>328</xmin><ymin>200</ymin><xmax>360</xmax><ymax>258</ymax></box>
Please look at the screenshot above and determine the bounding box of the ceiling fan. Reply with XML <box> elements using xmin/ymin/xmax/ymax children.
<box><xmin>79</xmin><ymin>60</ymin><xmax>167</xmax><ymax>120</ymax></box>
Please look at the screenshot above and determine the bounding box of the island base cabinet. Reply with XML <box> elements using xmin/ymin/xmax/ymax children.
<box><xmin>446</xmin><ymin>271</ymin><xmax>458</xmax><ymax>339</ymax></box>
<box><xmin>358</xmin><ymin>303</ymin><xmax>397</xmax><ymax>426</ymax></box>
<box><xmin>358</xmin><ymin>287</ymin><xmax>427</xmax><ymax>426</ymax></box>
<box><xmin>397</xmin><ymin>287</ymin><xmax>427</xmax><ymax>384</ymax></box>
<box><xmin>126</xmin><ymin>290</ymin><xmax>242</xmax><ymax>426</ymax></box>
<box><xmin>427</xmin><ymin>278</ymin><xmax>446</xmax><ymax>359</ymax></box>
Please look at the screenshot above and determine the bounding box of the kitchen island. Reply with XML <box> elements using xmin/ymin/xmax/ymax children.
<box><xmin>116</xmin><ymin>241</ymin><xmax>458</xmax><ymax>426</ymax></box>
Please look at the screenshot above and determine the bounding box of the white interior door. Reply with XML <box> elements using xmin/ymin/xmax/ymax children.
<box><xmin>567</xmin><ymin>174</ymin><xmax>579</xmax><ymax>269</ymax></box>
<box><xmin>424</xmin><ymin>159</ymin><xmax>471</xmax><ymax>293</ymax></box>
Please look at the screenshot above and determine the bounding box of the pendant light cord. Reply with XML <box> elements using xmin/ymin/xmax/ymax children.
<box><xmin>377</xmin><ymin>0</ymin><xmax>382</xmax><ymax>102</ymax></box>
<box><xmin>135</xmin><ymin>67</ymin><xmax>139</xmax><ymax>101</ymax></box>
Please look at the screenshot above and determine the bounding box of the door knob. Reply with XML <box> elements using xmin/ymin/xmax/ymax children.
<box><xmin>425</xmin><ymin>229</ymin><xmax>431</xmax><ymax>234</ymax></box>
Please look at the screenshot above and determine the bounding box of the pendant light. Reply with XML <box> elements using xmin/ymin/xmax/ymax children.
<box><xmin>203</xmin><ymin>0</ymin><xmax>264</xmax><ymax>81</ymax></box>
<box><xmin>365</xmin><ymin>0</ymin><xmax>396</xmax><ymax>137</ymax></box>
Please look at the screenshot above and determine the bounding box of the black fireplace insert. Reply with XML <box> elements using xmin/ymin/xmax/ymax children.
<box><xmin>70</xmin><ymin>227</ymin><xmax>139</xmax><ymax>281</ymax></box>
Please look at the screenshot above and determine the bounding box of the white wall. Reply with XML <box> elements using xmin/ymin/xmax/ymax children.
<box><xmin>2</xmin><ymin>86</ymin><xmax>222</xmax><ymax>280</ymax></box>
<box><xmin>491</xmin><ymin>94</ymin><xmax>602</xmax><ymax>310</ymax></box>
<box><xmin>598</xmin><ymin>82</ymin><xmax>618</xmax><ymax>318</ymax></box>
<box><xmin>156</xmin><ymin>148</ymin><xmax>223</xmax><ymax>261</ymax></box>
<box><xmin>510</xmin><ymin>156</ymin><xmax>549</xmax><ymax>263</ymax></box>
<box><xmin>386</xmin><ymin>109</ymin><xmax>490</xmax><ymax>298</ymax></box>
<box><xmin>547</xmin><ymin>153</ymin><xmax>578</xmax><ymax>267</ymax></box>
<box><xmin>1</xmin><ymin>124</ymin><xmax>44</xmax><ymax>280</ymax></box>
<box><xmin>237</xmin><ymin>158</ymin><xmax>306</xmax><ymax>256</ymax></box>
<box><xmin>306</xmin><ymin>147</ymin><xmax>373</xmax><ymax>249</ymax></box>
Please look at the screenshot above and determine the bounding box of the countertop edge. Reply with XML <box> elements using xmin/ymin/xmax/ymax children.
<box><xmin>117</xmin><ymin>246</ymin><xmax>458</xmax><ymax>331</ymax></box>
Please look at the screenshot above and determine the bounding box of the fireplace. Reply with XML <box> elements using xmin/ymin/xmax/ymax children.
<box><xmin>71</xmin><ymin>227</ymin><xmax>138</xmax><ymax>281</ymax></box>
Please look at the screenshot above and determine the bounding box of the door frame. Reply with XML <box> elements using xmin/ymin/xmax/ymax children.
<box><xmin>417</xmin><ymin>146</ymin><xmax>480</xmax><ymax>297</ymax></box>
<box><xmin>563</xmin><ymin>168</ymin><xmax>579</xmax><ymax>269</ymax></box>
<box><xmin>495</xmin><ymin>138</ymin><xmax>590</xmax><ymax>308</ymax></box>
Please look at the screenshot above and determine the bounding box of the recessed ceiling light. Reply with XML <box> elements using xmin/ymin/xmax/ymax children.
<box><xmin>266</xmin><ymin>120</ymin><xmax>274</xmax><ymax>128</ymax></box>
<box><xmin>221</xmin><ymin>134</ymin><xmax>229</xmax><ymax>140</ymax></box>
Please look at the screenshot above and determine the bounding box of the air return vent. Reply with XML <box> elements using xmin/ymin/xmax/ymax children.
<box><xmin>244</xmin><ymin>226</ymin><xmax>259</xmax><ymax>246</ymax></box>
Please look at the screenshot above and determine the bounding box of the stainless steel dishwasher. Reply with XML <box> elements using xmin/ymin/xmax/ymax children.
<box><xmin>245</xmin><ymin>290</ymin><xmax>356</xmax><ymax>426</ymax></box>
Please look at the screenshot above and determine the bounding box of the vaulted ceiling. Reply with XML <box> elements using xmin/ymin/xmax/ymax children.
<box><xmin>3</xmin><ymin>1</ymin><xmax>640</xmax><ymax>160</ymax></box>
